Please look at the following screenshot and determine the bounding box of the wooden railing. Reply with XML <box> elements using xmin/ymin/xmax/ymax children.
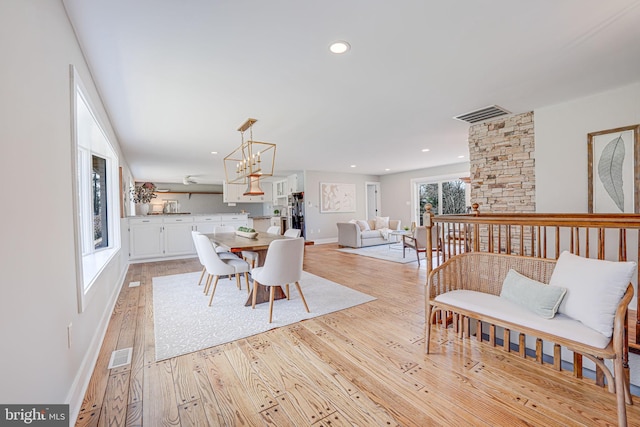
<box><xmin>424</xmin><ymin>203</ymin><xmax>640</xmax><ymax>357</ymax></box>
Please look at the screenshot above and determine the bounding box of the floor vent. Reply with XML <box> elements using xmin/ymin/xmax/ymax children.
<box><xmin>108</xmin><ymin>348</ymin><xmax>132</xmax><ymax>369</ymax></box>
<box><xmin>129</xmin><ymin>281</ymin><xmax>141</xmax><ymax>287</ymax></box>
<box><xmin>453</xmin><ymin>105</ymin><xmax>511</xmax><ymax>124</ymax></box>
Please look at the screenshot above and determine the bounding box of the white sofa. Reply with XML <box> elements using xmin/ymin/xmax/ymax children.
<box><xmin>337</xmin><ymin>218</ymin><xmax>401</xmax><ymax>248</ymax></box>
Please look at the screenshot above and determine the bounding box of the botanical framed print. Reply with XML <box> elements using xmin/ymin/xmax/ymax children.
<box><xmin>588</xmin><ymin>124</ymin><xmax>640</xmax><ymax>213</ymax></box>
<box><xmin>320</xmin><ymin>182</ymin><xmax>356</xmax><ymax>213</ymax></box>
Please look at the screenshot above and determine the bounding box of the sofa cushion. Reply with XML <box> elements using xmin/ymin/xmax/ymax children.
<box><xmin>435</xmin><ymin>290</ymin><xmax>610</xmax><ymax>349</ymax></box>
<box><xmin>549</xmin><ymin>251</ymin><xmax>636</xmax><ymax>337</ymax></box>
<box><xmin>500</xmin><ymin>269</ymin><xmax>566</xmax><ymax>319</ymax></box>
<box><xmin>374</xmin><ymin>216</ymin><xmax>390</xmax><ymax>230</ymax></box>
<box><xmin>355</xmin><ymin>220</ymin><xmax>370</xmax><ymax>231</ymax></box>
<box><xmin>361</xmin><ymin>230</ymin><xmax>382</xmax><ymax>239</ymax></box>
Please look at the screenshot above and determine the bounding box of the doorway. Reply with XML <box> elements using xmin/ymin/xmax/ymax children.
<box><xmin>365</xmin><ymin>182</ymin><xmax>381</xmax><ymax>220</ymax></box>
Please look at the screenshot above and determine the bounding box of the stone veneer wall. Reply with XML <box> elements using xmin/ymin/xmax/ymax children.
<box><xmin>469</xmin><ymin>111</ymin><xmax>535</xmax><ymax>213</ymax></box>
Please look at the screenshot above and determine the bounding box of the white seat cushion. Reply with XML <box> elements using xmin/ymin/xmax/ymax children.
<box><xmin>361</xmin><ymin>230</ymin><xmax>382</xmax><ymax>239</ymax></box>
<box><xmin>434</xmin><ymin>290</ymin><xmax>611</xmax><ymax>349</ymax></box>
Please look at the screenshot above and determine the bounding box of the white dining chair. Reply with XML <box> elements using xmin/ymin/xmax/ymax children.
<box><xmin>242</xmin><ymin>225</ymin><xmax>281</xmax><ymax>268</ymax></box>
<box><xmin>191</xmin><ymin>231</ymin><xmax>209</xmax><ymax>287</ymax></box>
<box><xmin>193</xmin><ymin>234</ymin><xmax>251</xmax><ymax>305</ymax></box>
<box><xmin>283</xmin><ymin>228</ymin><xmax>301</xmax><ymax>238</ymax></box>
<box><xmin>250</xmin><ymin>237</ymin><xmax>308</xmax><ymax>323</ymax></box>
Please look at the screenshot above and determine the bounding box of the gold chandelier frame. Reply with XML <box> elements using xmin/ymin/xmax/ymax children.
<box><xmin>223</xmin><ymin>118</ymin><xmax>276</xmax><ymax>195</ymax></box>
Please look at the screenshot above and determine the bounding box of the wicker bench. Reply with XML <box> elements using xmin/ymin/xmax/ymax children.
<box><xmin>425</xmin><ymin>252</ymin><xmax>634</xmax><ymax>426</ymax></box>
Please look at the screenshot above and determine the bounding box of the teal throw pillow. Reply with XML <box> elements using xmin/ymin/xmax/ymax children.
<box><xmin>500</xmin><ymin>269</ymin><xmax>567</xmax><ymax>319</ymax></box>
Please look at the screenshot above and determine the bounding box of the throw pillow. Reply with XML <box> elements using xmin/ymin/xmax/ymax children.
<box><xmin>549</xmin><ymin>251</ymin><xmax>636</xmax><ymax>337</ymax></box>
<box><xmin>499</xmin><ymin>269</ymin><xmax>566</xmax><ymax>319</ymax></box>
<box><xmin>355</xmin><ymin>220</ymin><xmax>370</xmax><ymax>231</ymax></box>
<box><xmin>374</xmin><ymin>216</ymin><xmax>390</xmax><ymax>230</ymax></box>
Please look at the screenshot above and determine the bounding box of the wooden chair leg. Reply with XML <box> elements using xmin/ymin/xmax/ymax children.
<box><xmin>244</xmin><ymin>272</ymin><xmax>250</xmax><ymax>294</ymax></box>
<box><xmin>416</xmin><ymin>248</ymin><xmax>421</xmax><ymax>266</ymax></box>
<box><xmin>294</xmin><ymin>281</ymin><xmax>310</xmax><ymax>313</ymax></box>
<box><xmin>285</xmin><ymin>284</ymin><xmax>290</xmax><ymax>299</ymax></box>
<box><xmin>208</xmin><ymin>276</ymin><xmax>220</xmax><ymax>306</ymax></box>
<box><xmin>614</xmin><ymin>356</ymin><xmax>628</xmax><ymax>427</ymax></box>
<box><xmin>235</xmin><ymin>273</ymin><xmax>241</xmax><ymax>290</ymax></box>
<box><xmin>268</xmin><ymin>286</ymin><xmax>276</xmax><ymax>323</ymax></box>
<box><xmin>425</xmin><ymin>303</ymin><xmax>433</xmax><ymax>354</ymax></box>
<box><xmin>204</xmin><ymin>275</ymin><xmax>212</xmax><ymax>295</ymax></box>
<box><xmin>197</xmin><ymin>267</ymin><xmax>206</xmax><ymax>286</ymax></box>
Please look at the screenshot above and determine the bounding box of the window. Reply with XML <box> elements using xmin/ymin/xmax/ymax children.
<box><xmin>414</xmin><ymin>177</ymin><xmax>470</xmax><ymax>225</ymax></box>
<box><xmin>71</xmin><ymin>66</ymin><xmax>120</xmax><ymax>311</ymax></box>
<box><xmin>92</xmin><ymin>155</ymin><xmax>108</xmax><ymax>249</ymax></box>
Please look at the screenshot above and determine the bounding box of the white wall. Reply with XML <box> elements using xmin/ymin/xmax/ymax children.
<box><xmin>0</xmin><ymin>0</ymin><xmax>130</xmax><ymax>420</ymax></box>
<box><xmin>380</xmin><ymin>162</ymin><xmax>471</xmax><ymax>227</ymax></box>
<box><xmin>304</xmin><ymin>171</ymin><xmax>380</xmax><ymax>242</ymax></box>
<box><xmin>535</xmin><ymin>82</ymin><xmax>640</xmax><ymax>212</ymax></box>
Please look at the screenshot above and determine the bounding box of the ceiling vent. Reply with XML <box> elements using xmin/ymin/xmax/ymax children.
<box><xmin>453</xmin><ymin>105</ymin><xmax>511</xmax><ymax>124</ymax></box>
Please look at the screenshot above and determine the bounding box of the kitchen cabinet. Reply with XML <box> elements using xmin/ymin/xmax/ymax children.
<box><xmin>274</xmin><ymin>179</ymin><xmax>288</xmax><ymax>204</ymax></box>
<box><xmin>287</xmin><ymin>173</ymin><xmax>303</xmax><ymax>194</ymax></box>
<box><xmin>163</xmin><ymin>216</ymin><xmax>195</xmax><ymax>256</ymax></box>
<box><xmin>193</xmin><ymin>215</ymin><xmax>222</xmax><ymax>233</ymax></box>
<box><xmin>129</xmin><ymin>217</ymin><xmax>164</xmax><ymax>259</ymax></box>
<box><xmin>223</xmin><ymin>181</ymin><xmax>272</xmax><ymax>203</ymax></box>
<box><xmin>128</xmin><ymin>214</ymin><xmax>249</xmax><ymax>261</ymax></box>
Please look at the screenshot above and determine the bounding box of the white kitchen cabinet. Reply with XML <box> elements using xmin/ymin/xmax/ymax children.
<box><xmin>193</xmin><ymin>216</ymin><xmax>221</xmax><ymax>233</ymax></box>
<box><xmin>224</xmin><ymin>180</ymin><xmax>273</xmax><ymax>203</ymax></box>
<box><xmin>129</xmin><ymin>217</ymin><xmax>164</xmax><ymax>259</ymax></box>
<box><xmin>220</xmin><ymin>214</ymin><xmax>248</xmax><ymax>229</ymax></box>
<box><xmin>128</xmin><ymin>214</ymin><xmax>249</xmax><ymax>261</ymax></box>
<box><xmin>274</xmin><ymin>179</ymin><xmax>288</xmax><ymax>205</ymax></box>
<box><xmin>287</xmin><ymin>173</ymin><xmax>303</xmax><ymax>194</ymax></box>
<box><xmin>163</xmin><ymin>216</ymin><xmax>195</xmax><ymax>256</ymax></box>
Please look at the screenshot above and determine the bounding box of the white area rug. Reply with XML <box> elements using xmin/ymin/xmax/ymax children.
<box><xmin>152</xmin><ymin>271</ymin><xmax>376</xmax><ymax>361</ymax></box>
<box><xmin>337</xmin><ymin>244</ymin><xmax>425</xmax><ymax>264</ymax></box>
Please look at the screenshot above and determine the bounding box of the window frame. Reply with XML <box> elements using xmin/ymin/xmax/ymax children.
<box><xmin>410</xmin><ymin>174</ymin><xmax>471</xmax><ymax>226</ymax></box>
<box><xmin>70</xmin><ymin>66</ymin><xmax>121</xmax><ymax>313</ymax></box>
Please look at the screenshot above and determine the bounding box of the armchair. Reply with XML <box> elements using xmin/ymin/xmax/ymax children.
<box><xmin>402</xmin><ymin>225</ymin><xmax>441</xmax><ymax>266</ymax></box>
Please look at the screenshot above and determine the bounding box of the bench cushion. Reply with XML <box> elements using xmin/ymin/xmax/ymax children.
<box><xmin>549</xmin><ymin>251</ymin><xmax>636</xmax><ymax>338</ymax></box>
<box><xmin>500</xmin><ymin>269</ymin><xmax>566</xmax><ymax>319</ymax></box>
<box><xmin>435</xmin><ymin>290</ymin><xmax>611</xmax><ymax>349</ymax></box>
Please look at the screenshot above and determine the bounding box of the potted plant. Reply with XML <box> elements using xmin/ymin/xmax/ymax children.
<box><xmin>131</xmin><ymin>182</ymin><xmax>157</xmax><ymax>215</ymax></box>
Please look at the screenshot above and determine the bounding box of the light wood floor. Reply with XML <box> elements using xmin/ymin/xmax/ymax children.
<box><xmin>76</xmin><ymin>244</ymin><xmax>640</xmax><ymax>426</ymax></box>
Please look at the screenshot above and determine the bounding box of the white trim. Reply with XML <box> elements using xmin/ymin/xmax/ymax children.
<box><xmin>364</xmin><ymin>181</ymin><xmax>381</xmax><ymax>220</ymax></box>
<box><xmin>67</xmin><ymin>260</ymin><xmax>128</xmax><ymax>424</ymax></box>
<box><xmin>70</xmin><ymin>65</ymin><xmax>122</xmax><ymax>312</ymax></box>
<box><xmin>409</xmin><ymin>173</ymin><xmax>470</xmax><ymax>224</ymax></box>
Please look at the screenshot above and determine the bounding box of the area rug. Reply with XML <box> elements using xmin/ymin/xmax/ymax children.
<box><xmin>152</xmin><ymin>271</ymin><xmax>376</xmax><ymax>361</ymax></box>
<box><xmin>337</xmin><ymin>244</ymin><xmax>425</xmax><ymax>264</ymax></box>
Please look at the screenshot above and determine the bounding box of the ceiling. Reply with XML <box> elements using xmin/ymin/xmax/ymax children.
<box><xmin>62</xmin><ymin>0</ymin><xmax>640</xmax><ymax>185</ymax></box>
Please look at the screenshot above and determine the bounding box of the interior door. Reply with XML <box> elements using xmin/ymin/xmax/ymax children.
<box><xmin>365</xmin><ymin>182</ymin><xmax>381</xmax><ymax>220</ymax></box>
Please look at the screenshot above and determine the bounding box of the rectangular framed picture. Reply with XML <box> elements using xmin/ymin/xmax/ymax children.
<box><xmin>320</xmin><ymin>182</ymin><xmax>356</xmax><ymax>213</ymax></box>
<box><xmin>588</xmin><ymin>124</ymin><xmax>640</xmax><ymax>213</ymax></box>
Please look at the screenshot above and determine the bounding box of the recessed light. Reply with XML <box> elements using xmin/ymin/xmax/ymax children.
<box><xmin>329</xmin><ymin>41</ymin><xmax>350</xmax><ymax>54</ymax></box>
<box><xmin>458</xmin><ymin>155</ymin><xmax>465</xmax><ymax>158</ymax></box>
<box><xmin>350</xmin><ymin>164</ymin><xmax>356</xmax><ymax>168</ymax></box>
<box><xmin>421</xmin><ymin>148</ymin><xmax>430</xmax><ymax>152</ymax></box>
<box><xmin>385</xmin><ymin>168</ymin><xmax>391</xmax><ymax>171</ymax></box>
<box><xmin>211</xmin><ymin>151</ymin><xmax>218</xmax><ymax>155</ymax></box>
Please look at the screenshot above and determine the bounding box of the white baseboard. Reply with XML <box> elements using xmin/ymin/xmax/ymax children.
<box><xmin>309</xmin><ymin>237</ymin><xmax>338</xmax><ymax>245</ymax></box>
<box><xmin>66</xmin><ymin>259</ymin><xmax>129</xmax><ymax>425</ymax></box>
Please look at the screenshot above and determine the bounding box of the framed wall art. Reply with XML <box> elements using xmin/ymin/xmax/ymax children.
<box><xmin>320</xmin><ymin>182</ymin><xmax>356</xmax><ymax>213</ymax></box>
<box><xmin>588</xmin><ymin>124</ymin><xmax>640</xmax><ymax>213</ymax></box>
